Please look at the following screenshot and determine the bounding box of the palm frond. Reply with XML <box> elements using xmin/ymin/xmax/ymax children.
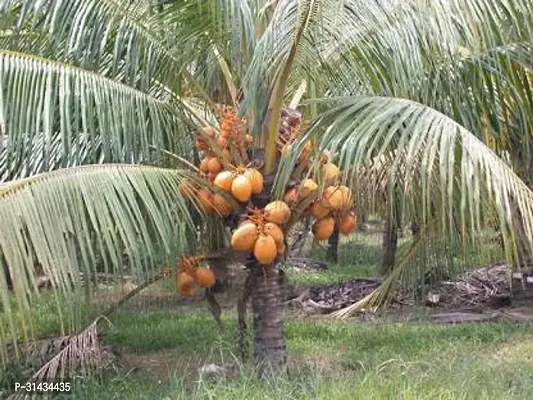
<box><xmin>0</xmin><ymin>51</ymin><xmax>194</xmax><ymax>180</ymax></box>
<box><xmin>281</xmin><ymin>96</ymin><xmax>533</xmax><ymax>275</ymax></box>
<box><xmin>0</xmin><ymin>164</ymin><xmax>197</xmax><ymax>354</ymax></box>
<box><xmin>1</xmin><ymin>0</ymin><xmax>185</xmax><ymax>93</ymax></box>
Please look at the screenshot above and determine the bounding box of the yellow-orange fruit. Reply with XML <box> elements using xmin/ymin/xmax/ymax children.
<box><xmin>254</xmin><ymin>235</ymin><xmax>278</xmax><ymax>265</ymax></box>
<box><xmin>203</xmin><ymin>126</ymin><xmax>216</xmax><ymax>137</ymax></box>
<box><xmin>212</xmin><ymin>194</ymin><xmax>232</xmax><ymax>217</ymax></box>
<box><xmin>264</xmin><ymin>201</ymin><xmax>291</xmax><ymax>225</ymax></box>
<box><xmin>320</xmin><ymin>151</ymin><xmax>330</xmax><ymax>164</ymax></box>
<box><xmin>217</xmin><ymin>136</ymin><xmax>228</xmax><ymax>148</ymax></box>
<box><xmin>244</xmin><ymin>169</ymin><xmax>264</xmax><ymax>194</ymax></box>
<box><xmin>322</xmin><ymin>163</ymin><xmax>340</xmax><ymax>182</ymax></box>
<box><xmin>338</xmin><ymin>186</ymin><xmax>353</xmax><ymax>209</ymax></box>
<box><xmin>195</xmin><ymin>267</ymin><xmax>216</xmax><ymax>288</ymax></box>
<box><xmin>214</xmin><ymin>171</ymin><xmax>234</xmax><ymax>192</ymax></box>
<box><xmin>197</xmin><ymin>189</ymin><xmax>213</xmax><ymax>213</ymax></box>
<box><xmin>177</xmin><ymin>272</ymin><xmax>195</xmax><ymax>296</ymax></box>
<box><xmin>312</xmin><ymin>216</ymin><xmax>335</xmax><ymax>241</ymax></box>
<box><xmin>264</xmin><ymin>222</ymin><xmax>284</xmax><ymax>248</ymax></box>
<box><xmin>336</xmin><ymin>212</ymin><xmax>357</xmax><ymax>235</ymax></box>
<box><xmin>199</xmin><ymin>158</ymin><xmax>210</xmax><ymax>173</ymax></box>
<box><xmin>277</xmin><ymin>242</ymin><xmax>286</xmax><ymax>255</ymax></box>
<box><xmin>299</xmin><ymin>179</ymin><xmax>318</xmax><ymax>198</ymax></box>
<box><xmin>231</xmin><ymin>175</ymin><xmax>253</xmax><ymax>202</ymax></box>
<box><xmin>245</xmin><ymin>134</ymin><xmax>254</xmax><ymax>146</ymax></box>
<box><xmin>283</xmin><ymin>188</ymin><xmax>299</xmax><ymax>205</ymax></box>
<box><xmin>231</xmin><ymin>223</ymin><xmax>259</xmax><ymax>252</ymax></box>
<box><xmin>309</xmin><ymin>201</ymin><xmax>329</xmax><ymax>219</ymax></box>
<box><xmin>322</xmin><ymin>186</ymin><xmax>344</xmax><ymax>209</ymax></box>
<box><xmin>207</xmin><ymin>157</ymin><xmax>222</xmax><ymax>174</ymax></box>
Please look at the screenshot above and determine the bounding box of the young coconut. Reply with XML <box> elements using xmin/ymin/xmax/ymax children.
<box><xmin>309</xmin><ymin>201</ymin><xmax>329</xmax><ymax>219</ymax></box>
<box><xmin>197</xmin><ymin>189</ymin><xmax>214</xmax><ymax>213</ymax></box>
<box><xmin>195</xmin><ymin>267</ymin><xmax>216</xmax><ymax>288</ymax></box>
<box><xmin>214</xmin><ymin>171</ymin><xmax>234</xmax><ymax>192</ymax></box>
<box><xmin>264</xmin><ymin>201</ymin><xmax>291</xmax><ymax>225</ymax></box>
<box><xmin>299</xmin><ymin>179</ymin><xmax>318</xmax><ymax>198</ymax></box>
<box><xmin>207</xmin><ymin>157</ymin><xmax>222</xmax><ymax>174</ymax></box>
<box><xmin>283</xmin><ymin>187</ymin><xmax>299</xmax><ymax>206</ymax></box>
<box><xmin>322</xmin><ymin>163</ymin><xmax>340</xmax><ymax>182</ymax></box>
<box><xmin>254</xmin><ymin>235</ymin><xmax>278</xmax><ymax>265</ymax></box>
<box><xmin>264</xmin><ymin>222</ymin><xmax>284</xmax><ymax>248</ymax></box>
<box><xmin>244</xmin><ymin>168</ymin><xmax>264</xmax><ymax>194</ymax></box>
<box><xmin>337</xmin><ymin>212</ymin><xmax>357</xmax><ymax>235</ymax></box>
<box><xmin>177</xmin><ymin>272</ymin><xmax>196</xmax><ymax>296</ymax></box>
<box><xmin>212</xmin><ymin>194</ymin><xmax>232</xmax><ymax>217</ymax></box>
<box><xmin>199</xmin><ymin>158</ymin><xmax>210</xmax><ymax>173</ymax></box>
<box><xmin>231</xmin><ymin>223</ymin><xmax>259</xmax><ymax>252</ymax></box>
<box><xmin>231</xmin><ymin>174</ymin><xmax>253</xmax><ymax>202</ymax></box>
<box><xmin>321</xmin><ymin>186</ymin><xmax>344</xmax><ymax>210</ymax></box>
<box><xmin>312</xmin><ymin>216</ymin><xmax>335</xmax><ymax>240</ymax></box>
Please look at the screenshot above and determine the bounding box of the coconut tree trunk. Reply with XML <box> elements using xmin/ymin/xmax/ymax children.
<box><xmin>327</xmin><ymin>228</ymin><xmax>339</xmax><ymax>263</ymax></box>
<box><xmin>381</xmin><ymin>217</ymin><xmax>398</xmax><ymax>274</ymax></box>
<box><xmin>250</xmin><ymin>263</ymin><xmax>286</xmax><ymax>377</ymax></box>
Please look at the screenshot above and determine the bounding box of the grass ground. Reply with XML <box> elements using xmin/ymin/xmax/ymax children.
<box><xmin>5</xmin><ymin>229</ymin><xmax>533</xmax><ymax>399</ymax></box>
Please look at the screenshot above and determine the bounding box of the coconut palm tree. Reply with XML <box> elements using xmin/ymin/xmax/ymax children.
<box><xmin>1</xmin><ymin>0</ymin><xmax>533</xmax><ymax>377</ymax></box>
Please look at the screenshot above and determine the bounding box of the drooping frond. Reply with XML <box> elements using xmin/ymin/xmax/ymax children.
<box><xmin>280</xmin><ymin>96</ymin><xmax>533</xmax><ymax>274</ymax></box>
<box><xmin>0</xmin><ymin>51</ymin><xmax>194</xmax><ymax>180</ymax></box>
<box><xmin>0</xmin><ymin>164</ymin><xmax>197</xmax><ymax>353</ymax></box>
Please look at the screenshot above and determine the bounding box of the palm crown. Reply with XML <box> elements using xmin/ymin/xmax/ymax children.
<box><xmin>1</xmin><ymin>0</ymin><xmax>533</xmax><ymax>368</ymax></box>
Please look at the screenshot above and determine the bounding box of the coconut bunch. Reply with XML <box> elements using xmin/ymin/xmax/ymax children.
<box><xmin>176</xmin><ymin>255</ymin><xmax>216</xmax><ymax>296</ymax></box>
<box><xmin>195</xmin><ymin>106</ymin><xmax>254</xmax><ymax>183</ymax></box>
<box><xmin>231</xmin><ymin>202</ymin><xmax>291</xmax><ymax>265</ymax></box>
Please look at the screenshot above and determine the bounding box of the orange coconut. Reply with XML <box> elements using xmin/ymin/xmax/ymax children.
<box><xmin>336</xmin><ymin>212</ymin><xmax>357</xmax><ymax>235</ymax></box>
<box><xmin>264</xmin><ymin>201</ymin><xmax>291</xmax><ymax>225</ymax></box>
<box><xmin>195</xmin><ymin>267</ymin><xmax>216</xmax><ymax>288</ymax></box>
<box><xmin>214</xmin><ymin>171</ymin><xmax>234</xmax><ymax>192</ymax></box>
<box><xmin>264</xmin><ymin>222</ymin><xmax>284</xmax><ymax>248</ymax></box>
<box><xmin>231</xmin><ymin>223</ymin><xmax>259</xmax><ymax>252</ymax></box>
<box><xmin>322</xmin><ymin>162</ymin><xmax>340</xmax><ymax>182</ymax></box>
<box><xmin>199</xmin><ymin>158</ymin><xmax>210</xmax><ymax>173</ymax></box>
<box><xmin>212</xmin><ymin>194</ymin><xmax>232</xmax><ymax>217</ymax></box>
<box><xmin>207</xmin><ymin>157</ymin><xmax>222</xmax><ymax>174</ymax></box>
<box><xmin>177</xmin><ymin>272</ymin><xmax>196</xmax><ymax>296</ymax></box>
<box><xmin>277</xmin><ymin>242</ymin><xmax>286</xmax><ymax>255</ymax></box>
<box><xmin>321</xmin><ymin>186</ymin><xmax>344</xmax><ymax>209</ymax></box>
<box><xmin>244</xmin><ymin>168</ymin><xmax>264</xmax><ymax>194</ymax></box>
<box><xmin>312</xmin><ymin>216</ymin><xmax>335</xmax><ymax>241</ymax></box>
<box><xmin>231</xmin><ymin>175</ymin><xmax>253</xmax><ymax>202</ymax></box>
<box><xmin>197</xmin><ymin>189</ymin><xmax>214</xmax><ymax>213</ymax></box>
<box><xmin>299</xmin><ymin>179</ymin><xmax>318</xmax><ymax>198</ymax></box>
<box><xmin>309</xmin><ymin>201</ymin><xmax>329</xmax><ymax>219</ymax></box>
<box><xmin>254</xmin><ymin>235</ymin><xmax>278</xmax><ymax>265</ymax></box>
<box><xmin>283</xmin><ymin>187</ymin><xmax>299</xmax><ymax>205</ymax></box>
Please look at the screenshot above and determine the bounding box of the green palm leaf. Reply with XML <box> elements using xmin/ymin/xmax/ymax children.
<box><xmin>0</xmin><ymin>164</ymin><xmax>199</xmax><ymax>355</ymax></box>
<box><xmin>0</xmin><ymin>51</ymin><xmax>194</xmax><ymax>180</ymax></box>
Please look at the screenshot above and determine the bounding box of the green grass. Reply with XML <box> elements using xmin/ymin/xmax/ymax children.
<box><xmin>2</xmin><ymin>228</ymin><xmax>522</xmax><ymax>399</ymax></box>
<box><xmin>67</xmin><ymin>313</ymin><xmax>533</xmax><ymax>399</ymax></box>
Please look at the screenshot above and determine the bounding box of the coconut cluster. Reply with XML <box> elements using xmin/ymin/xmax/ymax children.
<box><xmin>176</xmin><ymin>256</ymin><xmax>216</xmax><ymax>296</ymax></box>
<box><xmin>231</xmin><ymin>201</ymin><xmax>291</xmax><ymax>265</ymax></box>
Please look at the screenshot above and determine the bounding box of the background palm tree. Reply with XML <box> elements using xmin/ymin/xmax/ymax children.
<box><xmin>1</xmin><ymin>0</ymin><xmax>533</xmax><ymax>376</ymax></box>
